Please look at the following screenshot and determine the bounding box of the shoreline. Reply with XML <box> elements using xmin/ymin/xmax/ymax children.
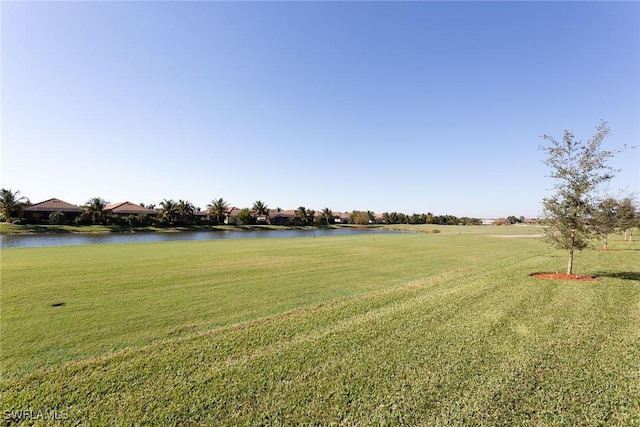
<box><xmin>0</xmin><ymin>224</ymin><xmax>360</xmax><ymax>235</ymax></box>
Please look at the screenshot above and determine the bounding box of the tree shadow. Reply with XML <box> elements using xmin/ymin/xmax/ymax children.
<box><xmin>593</xmin><ymin>271</ymin><xmax>640</xmax><ymax>281</ymax></box>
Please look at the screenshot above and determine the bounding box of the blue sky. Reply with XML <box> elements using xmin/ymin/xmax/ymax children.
<box><xmin>2</xmin><ymin>1</ymin><xmax>638</xmax><ymax>218</ymax></box>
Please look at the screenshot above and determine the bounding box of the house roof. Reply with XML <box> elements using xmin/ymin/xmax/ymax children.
<box><xmin>23</xmin><ymin>198</ymin><xmax>85</xmax><ymax>213</ymax></box>
<box><xmin>227</xmin><ymin>207</ymin><xmax>242</xmax><ymax>216</ymax></box>
<box><xmin>103</xmin><ymin>202</ymin><xmax>157</xmax><ymax>215</ymax></box>
<box><xmin>270</xmin><ymin>209</ymin><xmax>296</xmax><ymax>217</ymax></box>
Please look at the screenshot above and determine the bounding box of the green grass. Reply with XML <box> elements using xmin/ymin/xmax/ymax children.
<box><xmin>0</xmin><ymin>223</ymin><xmax>119</xmax><ymax>233</ymax></box>
<box><xmin>1</xmin><ymin>229</ymin><xmax>639</xmax><ymax>425</ymax></box>
<box><xmin>382</xmin><ymin>223</ymin><xmax>546</xmax><ymax>235</ymax></box>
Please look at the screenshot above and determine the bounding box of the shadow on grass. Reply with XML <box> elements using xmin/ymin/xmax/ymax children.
<box><xmin>593</xmin><ymin>271</ymin><xmax>640</xmax><ymax>281</ymax></box>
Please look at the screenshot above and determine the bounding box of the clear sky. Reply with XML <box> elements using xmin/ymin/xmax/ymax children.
<box><xmin>2</xmin><ymin>1</ymin><xmax>639</xmax><ymax>218</ymax></box>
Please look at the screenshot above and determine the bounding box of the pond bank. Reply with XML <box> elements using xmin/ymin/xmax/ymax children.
<box><xmin>0</xmin><ymin>227</ymin><xmax>401</xmax><ymax>248</ymax></box>
<box><xmin>0</xmin><ymin>223</ymin><xmax>374</xmax><ymax>235</ymax></box>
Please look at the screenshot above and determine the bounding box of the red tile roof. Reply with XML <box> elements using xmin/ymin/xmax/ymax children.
<box><xmin>227</xmin><ymin>207</ymin><xmax>242</xmax><ymax>216</ymax></box>
<box><xmin>23</xmin><ymin>198</ymin><xmax>85</xmax><ymax>213</ymax></box>
<box><xmin>271</xmin><ymin>209</ymin><xmax>296</xmax><ymax>217</ymax></box>
<box><xmin>103</xmin><ymin>202</ymin><xmax>157</xmax><ymax>215</ymax></box>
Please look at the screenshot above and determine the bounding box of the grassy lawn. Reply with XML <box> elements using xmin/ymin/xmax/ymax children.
<box><xmin>0</xmin><ymin>223</ymin><xmax>119</xmax><ymax>234</ymax></box>
<box><xmin>1</xmin><ymin>229</ymin><xmax>638</xmax><ymax>425</ymax></box>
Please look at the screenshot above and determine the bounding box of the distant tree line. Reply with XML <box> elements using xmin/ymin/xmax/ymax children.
<box><xmin>379</xmin><ymin>212</ymin><xmax>481</xmax><ymax>226</ymax></box>
<box><xmin>0</xmin><ymin>190</ymin><xmax>479</xmax><ymax>228</ymax></box>
<box><xmin>0</xmin><ymin>190</ymin><xmax>487</xmax><ymax>227</ymax></box>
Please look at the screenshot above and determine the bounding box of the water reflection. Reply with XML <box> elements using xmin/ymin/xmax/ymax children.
<box><xmin>1</xmin><ymin>228</ymin><xmax>401</xmax><ymax>248</ymax></box>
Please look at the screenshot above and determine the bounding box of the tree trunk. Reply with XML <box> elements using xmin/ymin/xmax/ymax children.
<box><xmin>603</xmin><ymin>235</ymin><xmax>608</xmax><ymax>250</ymax></box>
<box><xmin>567</xmin><ymin>249</ymin><xmax>574</xmax><ymax>276</ymax></box>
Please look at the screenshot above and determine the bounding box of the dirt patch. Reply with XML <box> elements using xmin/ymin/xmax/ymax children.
<box><xmin>530</xmin><ymin>273</ymin><xmax>601</xmax><ymax>281</ymax></box>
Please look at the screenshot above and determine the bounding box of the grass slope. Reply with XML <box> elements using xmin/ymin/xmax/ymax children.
<box><xmin>1</xmin><ymin>230</ymin><xmax>639</xmax><ymax>425</ymax></box>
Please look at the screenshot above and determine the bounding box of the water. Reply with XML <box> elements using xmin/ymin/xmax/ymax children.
<box><xmin>1</xmin><ymin>228</ymin><xmax>402</xmax><ymax>248</ymax></box>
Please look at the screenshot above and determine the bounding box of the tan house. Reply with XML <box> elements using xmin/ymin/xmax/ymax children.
<box><xmin>194</xmin><ymin>209</ymin><xmax>209</xmax><ymax>223</ymax></box>
<box><xmin>334</xmin><ymin>212</ymin><xmax>352</xmax><ymax>224</ymax></box>
<box><xmin>269</xmin><ymin>209</ymin><xmax>297</xmax><ymax>225</ymax></box>
<box><xmin>103</xmin><ymin>202</ymin><xmax>157</xmax><ymax>217</ymax></box>
<box><xmin>225</xmin><ymin>207</ymin><xmax>243</xmax><ymax>225</ymax></box>
<box><xmin>373</xmin><ymin>213</ymin><xmax>386</xmax><ymax>224</ymax></box>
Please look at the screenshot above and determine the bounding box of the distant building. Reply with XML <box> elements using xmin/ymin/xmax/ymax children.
<box><xmin>225</xmin><ymin>207</ymin><xmax>243</xmax><ymax>225</ymax></box>
<box><xmin>23</xmin><ymin>198</ymin><xmax>85</xmax><ymax>223</ymax></box>
<box><xmin>269</xmin><ymin>209</ymin><xmax>297</xmax><ymax>226</ymax></box>
<box><xmin>103</xmin><ymin>202</ymin><xmax>157</xmax><ymax>217</ymax></box>
<box><xmin>373</xmin><ymin>213</ymin><xmax>386</xmax><ymax>224</ymax></box>
<box><xmin>334</xmin><ymin>212</ymin><xmax>352</xmax><ymax>224</ymax></box>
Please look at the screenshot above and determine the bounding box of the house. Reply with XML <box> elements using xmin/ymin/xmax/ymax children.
<box><xmin>23</xmin><ymin>198</ymin><xmax>86</xmax><ymax>223</ymax></box>
<box><xmin>334</xmin><ymin>212</ymin><xmax>352</xmax><ymax>224</ymax></box>
<box><xmin>255</xmin><ymin>212</ymin><xmax>269</xmax><ymax>224</ymax></box>
<box><xmin>193</xmin><ymin>209</ymin><xmax>209</xmax><ymax>223</ymax></box>
<box><xmin>269</xmin><ymin>209</ymin><xmax>297</xmax><ymax>226</ymax></box>
<box><xmin>373</xmin><ymin>213</ymin><xmax>387</xmax><ymax>224</ymax></box>
<box><xmin>103</xmin><ymin>202</ymin><xmax>157</xmax><ymax>217</ymax></box>
<box><xmin>225</xmin><ymin>207</ymin><xmax>243</xmax><ymax>225</ymax></box>
<box><xmin>481</xmin><ymin>219</ymin><xmax>496</xmax><ymax>225</ymax></box>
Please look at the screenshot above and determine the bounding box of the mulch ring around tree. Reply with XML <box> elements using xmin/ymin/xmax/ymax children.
<box><xmin>530</xmin><ymin>273</ymin><xmax>601</xmax><ymax>281</ymax></box>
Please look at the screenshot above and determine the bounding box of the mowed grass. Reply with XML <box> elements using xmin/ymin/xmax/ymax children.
<box><xmin>1</xmin><ymin>232</ymin><xmax>506</xmax><ymax>376</ymax></box>
<box><xmin>1</xmin><ymin>228</ymin><xmax>639</xmax><ymax>425</ymax></box>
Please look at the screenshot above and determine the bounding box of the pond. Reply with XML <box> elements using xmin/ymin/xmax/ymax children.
<box><xmin>0</xmin><ymin>228</ymin><xmax>403</xmax><ymax>248</ymax></box>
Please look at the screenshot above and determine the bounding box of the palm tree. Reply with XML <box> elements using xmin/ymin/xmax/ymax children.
<box><xmin>0</xmin><ymin>188</ymin><xmax>29</xmax><ymax>222</ymax></box>
<box><xmin>49</xmin><ymin>211</ymin><xmax>64</xmax><ymax>224</ymax></box>
<box><xmin>207</xmin><ymin>198</ymin><xmax>229</xmax><ymax>225</ymax></box>
<box><xmin>159</xmin><ymin>199</ymin><xmax>178</xmax><ymax>225</ymax></box>
<box><xmin>367</xmin><ymin>211</ymin><xmax>375</xmax><ymax>224</ymax></box>
<box><xmin>125</xmin><ymin>214</ymin><xmax>137</xmax><ymax>232</ymax></box>
<box><xmin>85</xmin><ymin>197</ymin><xmax>107</xmax><ymax>224</ymax></box>
<box><xmin>252</xmin><ymin>200</ymin><xmax>269</xmax><ymax>223</ymax></box>
<box><xmin>176</xmin><ymin>200</ymin><xmax>195</xmax><ymax>225</ymax></box>
<box><xmin>296</xmin><ymin>206</ymin><xmax>308</xmax><ymax>225</ymax></box>
<box><xmin>321</xmin><ymin>208</ymin><xmax>333</xmax><ymax>225</ymax></box>
<box><xmin>307</xmin><ymin>209</ymin><xmax>316</xmax><ymax>225</ymax></box>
